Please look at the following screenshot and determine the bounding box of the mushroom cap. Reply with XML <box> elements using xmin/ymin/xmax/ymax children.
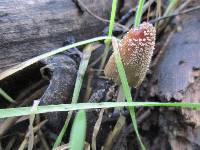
<box><xmin>104</xmin><ymin>22</ymin><xmax>156</xmax><ymax>87</ymax></box>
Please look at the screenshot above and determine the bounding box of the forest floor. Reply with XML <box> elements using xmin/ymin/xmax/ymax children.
<box><xmin>1</xmin><ymin>0</ymin><xmax>200</xmax><ymax>149</ymax></box>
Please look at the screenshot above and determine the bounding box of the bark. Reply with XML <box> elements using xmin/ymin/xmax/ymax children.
<box><xmin>0</xmin><ymin>0</ymin><xmax>112</xmax><ymax>72</ymax></box>
<box><xmin>149</xmin><ymin>9</ymin><xmax>200</xmax><ymax>101</ymax></box>
<box><xmin>148</xmin><ymin>2</ymin><xmax>200</xmax><ymax>149</ymax></box>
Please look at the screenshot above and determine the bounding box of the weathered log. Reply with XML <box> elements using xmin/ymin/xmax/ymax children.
<box><xmin>148</xmin><ymin>2</ymin><xmax>200</xmax><ymax>149</ymax></box>
<box><xmin>0</xmin><ymin>0</ymin><xmax>112</xmax><ymax>72</ymax></box>
<box><xmin>150</xmin><ymin>9</ymin><xmax>200</xmax><ymax>101</ymax></box>
<box><xmin>149</xmin><ymin>0</ymin><xmax>200</xmax><ymax>127</ymax></box>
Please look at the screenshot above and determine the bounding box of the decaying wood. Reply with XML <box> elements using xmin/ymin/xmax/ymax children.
<box><xmin>159</xmin><ymin>106</ymin><xmax>200</xmax><ymax>150</ymax></box>
<box><xmin>150</xmin><ymin>8</ymin><xmax>200</xmax><ymax>101</ymax></box>
<box><xmin>39</xmin><ymin>52</ymin><xmax>78</xmax><ymax>131</ymax></box>
<box><xmin>182</xmin><ymin>78</ymin><xmax>200</xmax><ymax>126</ymax></box>
<box><xmin>148</xmin><ymin>1</ymin><xmax>200</xmax><ymax>149</ymax></box>
<box><xmin>0</xmin><ymin>0</ymin><xmax>112</xmax><ymax>73</ymax></box>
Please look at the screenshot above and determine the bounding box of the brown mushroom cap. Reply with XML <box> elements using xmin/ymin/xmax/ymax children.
<box><xmin>104</xmin><ymin>22</ymin><xmax>156</xmax><ymax>87</ymax></box>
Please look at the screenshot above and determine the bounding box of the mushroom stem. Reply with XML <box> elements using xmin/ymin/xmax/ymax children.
<box><xmin>114</xmin><ymin>85</ymin><xmax>125</xmax><ymax>113</ymax></box>
<box><xmin>117</xmin><ymin>85</ymin><xmax>125</xmax><ymax>102</ymax></box>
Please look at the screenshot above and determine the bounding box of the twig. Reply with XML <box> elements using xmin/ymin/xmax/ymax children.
<box><xmin>15</xmin><ymin>80</ymin><xmax>46</xmax><ymax>101</ymax></box>
<box><xmin>113</xmin><ymin>109</ymin><xmax>151</xmax><ymax>149</ymax></box>
<box><xmin>114</xmin><ymin>85</ymin><xmax>125</xmax><ymax>113</ymax></box>
<box><xmin>133</xmin><ymin>86</ymin><xmax>141</xmax><ymax>101</ymax></box>
<box><xmin>36</xmin><ymin>115</ymin><xmax>50</xmax><ymax>150</ymax></box>
<box><xmin>150</xmin><ymin>5</ymin><xmax>200</xmax><ymax>23</ymax></box>
<box><xmin>5</xmin><ymin>137</ymin><xmax>16</xmax><ymax>150</ymax></box>
<box><xmin>28</xmin><ymin>119</ymin><xmax>47</xmax><ymax>136</ymax></box>
<box><xmin>156</xmin><ymin>0</ymin><xmax>193</xmax><ymax>33</ymax></box>
<box><xmin>21</xmin><ymin>135</ymin><xmax>40</xmax><ymax>150</ymax></box>
<box><xmin>155</xmin><ymin>0</ymin><xmax>162</xmax><ymax>28</ymax></box>
<box><xmin>54</xmin><ymin>142</ymin><xmax>90</xmax><ymax>150</ymax></box>
<box><xmin>54</xmin><ymin>144</ymin><xmax>70</xmax><ymax>150</ymax></box>
<box><xmin>75</xmin><ymin>0</ymin><xmax>128</xmax><ymax>31</ymax></box>
<box><xmin>89</xmin><ymin>54</ymin><xmax>104</xmax><ymax>68</ymax></box>
<box><xmin>103</xmin><ymin>115</ymin><xmax>126</xmax><ymax>150</ymax></box>
<box><xmin>38</xmin><ymin>130</ymin><xmax>50</xmax><ymax>150</ymax></box>
<box><xmin>123</xmin><ymin>109</ymin><xmax>151</xmax><ymax>136</ymax></box>
<box><xmin>0</xmin><ymin>118</ymin><xmax>19</xmax><ymax>137</ymax></box>
<box><xmin>0</xmin><ymin>86</ymin><xmax>46</xmax><ymax>137</ymax></box>
<box><xmin>28</xmin><ymin>100</ymin><xmax>40</xmax><ymax>150</ymax></box>
<box><xmin>119</xmin><ymin>0</ymin><xmax>155</xmax><ymax>25</ymax></box>
<box><xmin>137</xmin><ymin>109</ymin><xmax>151</xmax><ymax>124</ymax></box>
<box><xmin>92</xmin><ymin>109</ymin><xmax>104</xmax><ymax>150</ymax></box>
<box><xmin>83</xmin><ymin>69</ymin><xmax>93</xmax><ymax>101</ymax></box>
<box><xmin>18</xmin><ymin>120</ymin><xmax>47</xmax><ymax>150</ymax></box>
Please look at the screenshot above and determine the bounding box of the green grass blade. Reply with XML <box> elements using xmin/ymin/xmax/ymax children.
<box><xmin>99</xmin><ymin>0</ymin><xmax>118</xmax><ymax>72</ymax></box>
<box><xmin>69</xmin><ymin>110</ymin><xmax>86</xmax><ymax>150</ymax></box>
<box><xmin>0</xmin><ymin>36</ymin><xmax>111</xmax><ymax>80</ymax></box>
<box><xmin>0</xmin><ymin>88</ymin><xmax>15</xmax><ymax>103</ymax></box>
<box><xmin>135</xmin><ymin>0</ymin><xmax>145</xmax><ymax>27</ymax></box>
<box><xmin>53</xmin><ymin>114</ymin><xmax>71</xmax><ymax>149</ymax></box>
<box><xmin>71</xmin><ymin>49</ymin><xmax>91</xmax><ymax>103</ymax></box>
<box><xmin>112</xmin><ymin>37</ymin><xmax>145</xmax><ymax>150</ymax></box>
<box><xmin>107</xmin><ymin>0</ymin><xmax>118</xmax><ymax>38</ymax></box>
<box><xmin>2</xmin><ymin>101</ymin><xmax>200</xmax><ymax>119</ymax></box>
<box><xmin>53</xmin><ymin>48</ymin><xmax>92</xmax><ymax>148</ymax></box>
<box><xmin>164</xmin><ymin>0</ymin><xmax>178</xmax><ymax>16</ymax></box>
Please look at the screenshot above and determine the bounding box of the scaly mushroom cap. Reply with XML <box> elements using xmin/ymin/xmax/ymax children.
<box><xmin>104</xmin><ymin>22</ymin><xmax>156</xmax><ymax>87</ymax></box>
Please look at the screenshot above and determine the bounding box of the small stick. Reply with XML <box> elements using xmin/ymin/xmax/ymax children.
<box><xmin>114</xmin><ymin>85</ymin><xmax>125</xmax><ymax>113</ymax></box>
<box><xmin>92</xmin><ymin>109</ymin><xmax>104</xmax><ymax>150</ymax></box>
<box><xmin>74</xmin><ymin>0</ymin><xmax>128</xmax><ymax>31</ymax></box>
<box><xmin>38</xmin><ymin>130</ymin><xmax>50</xmax><ymax>150</ymax></box>
<box><xmin>5</xmin><ymin>137</ymin><xmax>16</xmax><ymax>150</ymax></box>
<box><xmin>150</xmin><ymin>5</ymin><xmax>200</xmax><ymax>24</ymax></box>
<box><xmin>103</xmin><ymin>115</ymin><xmax>126</xmax><ymax>150</ymax></box>
<box><xmin>36</xmin><ymin>115</ymin><xmax>50</xmax><ymax>150</ymax></box>
<box><xmin>18</xmin><ymin>120</ymin><xmax>47</xmax><ymax>150</ymax></box>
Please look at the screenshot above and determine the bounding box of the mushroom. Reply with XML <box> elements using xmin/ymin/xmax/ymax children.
<box><xmin>104</xmin><ymin>22</ymin><xmax>156</xmax><ymax>88</ymax></box>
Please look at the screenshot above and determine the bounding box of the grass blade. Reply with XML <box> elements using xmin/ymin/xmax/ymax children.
<box><xmin>0</xmin><ymin>36</ymin><xmax>110</xmax><ymax>80</ymax></box>
<box><xmin>107</xmin><ymin>0</ymin><xmax>118</xmax><ymax>38</ymax></box>
<box><xmin>112</xmin><ymin>37</ymin><xmax>145</xmax><ymax>150</ymax></box>
<box><xmin>69</xmin><ymin>110</ymin><xmax>86</xmax><ymax>150</ymax></box>
<box><xmin>2</xmin><ymin>101</ymin><xmax>200</xmax><ymax>119</ymax></box>
<box><xmin>164</xmin><ymin>0</ymin><xmax>179</xmax><ymax>16</ymax></box>
<box><xmin>92</xmin><ymin>109</ymin><xmax>104</xmax><ymax>150</ymax></box>
<box><xmin>99</xmin><ymin>0</ymin><xmax>118</xmax><ymax>72</ymax></box>
<box><xmin>134</xmin><ymin>0</ymin><xmax>145</xmax><ymax>27</ymax></box>
<box><xmin>0</xmin><ymin>88</ymin><xmax>15</xmax><ymax>103</ymax></box>
<box><xmin>53</xmin><ymin>46</ymin><xmax>92</xmax><ymax>148</ymax></box>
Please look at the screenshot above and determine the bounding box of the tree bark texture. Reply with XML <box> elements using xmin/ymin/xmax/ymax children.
<box><xmin>0</xmin><ymin>0</ymin><xmax>112</xmax><ymax>72</ymax></box>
